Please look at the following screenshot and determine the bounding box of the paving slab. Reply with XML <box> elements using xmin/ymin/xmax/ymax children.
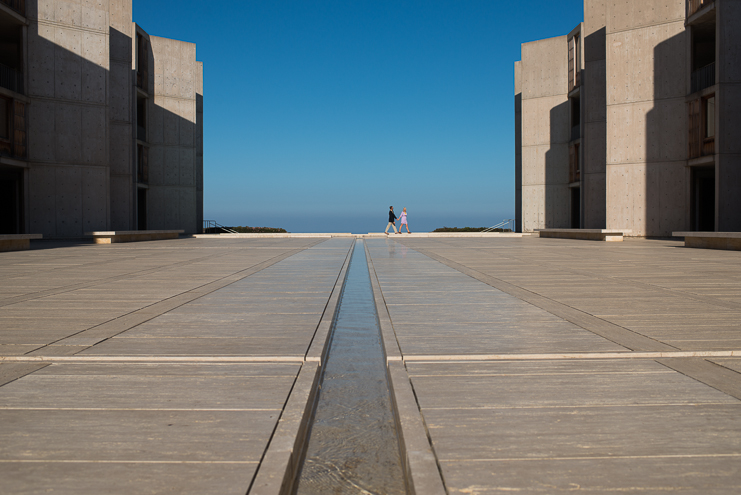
<box><xmin>0</xmin><ymin>463</ymin><xmax>257</xmax><ymax>495</ymax></box>
<box><xmin>439</xmin><ymin>456</ymin><xmax>741</xmax><ymax>494</ymax></box>
<box><xmin>712</xmin><ymin>358</ymin><xmax>741</xmax><ymax>374</ymax></box>
<box><xmin>367</xmin><ymin>241</ymin><xmax>626</xmax><ymax>356</ymax></box>
<box><xmin>366</xmin><ymin>237</ymin><xmax>741</xmax><ymax>493</ymax></box>
<box><xmin>6</xmin><ymin>234</ymin><xmax>741</xmax><ymax>492</ymax></box>
<box><xmin>0</xmin><ymin>237</ymin><xmax>354</xmax><ymax>494</ymax></box>
<box><xmin>0</xmin><ymin>345</ymin><xmax>44</xmax><ymax>356</ymax></box>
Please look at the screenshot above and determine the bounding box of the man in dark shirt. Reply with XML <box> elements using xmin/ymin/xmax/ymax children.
<box><xmin>385</xmin><ymin>206</ymin><xmax>398</xmax><ymax>234</ymax></box>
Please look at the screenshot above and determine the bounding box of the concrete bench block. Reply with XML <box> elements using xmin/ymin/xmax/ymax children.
<box><xmin>537</xmin><ymin>229</ymin><xmax>624</xmax><ymax>242</ymax></box>
<box><xmin>0</xmin><ymin>234</ymin><xmax>43</xmax><ymax>252</ymax></box>
<box><xmin>85</xmin><ymin>230</ymin><xmax>184</xmax><ymax>244</ymax></box>
<box><xmin>673</xmin><ymin>232</ymin><xmax>741</xmax><ymax>251</ymax></box>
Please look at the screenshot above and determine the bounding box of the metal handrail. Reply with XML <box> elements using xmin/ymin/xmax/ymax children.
<box><xmin>203</xmin><ymin>220</ymin><xmax>239</xmax><ymax>234</ymax></box>
<box><xmin>691</xmin><ymin>62</ymin><xmax>715</xmax><ymax>94</ymax></box>
<box><xmin>482</xmin><ymin>219</ymin><xmax>515</xmax><ymax>233</ymax></box>
<box><xmin>0</xmin><ymin>62</ymin><xmax>23</xmax><ymax>95</ymax></box>
<box><xmin>571</xmin><ymin>124</ymin><xmax>581</xmax><ymax>142</ymax></box>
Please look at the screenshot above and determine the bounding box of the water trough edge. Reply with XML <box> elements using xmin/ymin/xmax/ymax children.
<box><xmin>249</xmin><ymin>238</ymin><xmax>448</xmax><ymax>494</ymax></box>
<box><xmin>249</xmin><ymin>239</ymin><xmax>355</xmax><ymax>495</ymax></box>
<box><xmin>363</xmin><ymin>240</ymin><xmax>448</xmax><ymax>495</ymax></box>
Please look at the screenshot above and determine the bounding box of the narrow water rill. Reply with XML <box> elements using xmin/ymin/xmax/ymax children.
<box><xmin>296</xmin><ymin>240</ymin><xmax>406</xmax><ymax>495</ymax></box>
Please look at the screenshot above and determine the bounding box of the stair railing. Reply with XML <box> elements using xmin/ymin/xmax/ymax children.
<box><xmin>203</xmin><ymin>220</ymin><xmax>239</xmax><ymax>234</ymax></box>
<box><xmin>482</xmin><ymin>219</ymin><xmax>515</xmax><ymax>233</ymax></box>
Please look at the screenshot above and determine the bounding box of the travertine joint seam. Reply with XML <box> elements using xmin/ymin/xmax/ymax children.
<box><xmin>406</xmin><ymin>245</ymin><xmax>676</xmax><ymax>352</ymax></box>
<box><xmin>403</xmin><ymin>351</ymin><xmax>741</xmax><ymax>361</ymax></box>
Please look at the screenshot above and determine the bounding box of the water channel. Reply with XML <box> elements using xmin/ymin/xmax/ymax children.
<box><xmin>296</xmin><ymin>240</ymin><xmax>406</xmax><ymax>495</ymax></box>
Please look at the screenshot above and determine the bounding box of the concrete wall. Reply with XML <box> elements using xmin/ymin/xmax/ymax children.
<box><xmin>26</xmin><ymin>0</ymin><xmax>112</xmax><ymax>237</ymax></box>
<box><xmin>147</xmin><ymin>35</ymin><xmax>199</xmax><ymax>234</ymax></box>
<box><xmin>516</xmin><ymin>0</ymin><xmax>741</xmax><ymax>235</ymax></box>
<box><xmin>582</xmin><ymin>0</ymin><xmax>607</xmax><ymax>228</ymax></box>
<box><xmin>19</xmin><ymin>1</ymin><xmax>202</xmax><ymax>237</ymax></box>
<box><xmin>109</xmin><ymin>0</ymin><xmax>134</xmax><ymax>230</ymax></box>
<box><xmin>519</xmin><ymin>36</ymin><xmax>570</xmax><ymax>232</ymax></box>
<box><xmin>514</xmin><ymin>61</ymin><xmax>522</xmax><ymax>232</ymax></box>
<box><xmin>196</xmin><ymin>61</ymin><xmax>203</xmax><ymax>234</ymax></box>
<box><xmin>716</xmin><ymin>0</ymin><xmax>741</xmax><ymax>231</ymax></box>
<box><xmin>605</xmin><ymin>0</ymin><xmax>687</xmax><ymax>236</ymax></box>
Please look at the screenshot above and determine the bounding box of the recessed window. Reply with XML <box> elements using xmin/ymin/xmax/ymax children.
<box><xmin>704</xmin><ymin>96</ymin><xmax>715</xmax><ymax>138</ymax></box>
<box><xmin>571</xmin><ymin>97</ymin><xmax>580</xmax><ymax>127</ymax></box>
<box><xmin>0</xmin><ymin>98</ymin><xmax>8</xmax><ymax>139</ymax></box>
<box><xmin>137</xmin><ymin>98</ymin><xmax>146</xmax><ymax>128</ymax></box>
<box><xmin>574</xmin><ymin>34</ymin><xmax>580</xmax><ymax>74</ymax></box>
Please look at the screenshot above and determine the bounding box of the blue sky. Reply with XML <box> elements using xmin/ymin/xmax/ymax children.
<box><xmin>134</xmin><ymin>0</ymin><xmax>584</xmax><ymax>233</ymax></box>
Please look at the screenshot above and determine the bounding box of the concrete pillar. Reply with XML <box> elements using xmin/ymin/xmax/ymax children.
<box><xmin>147</xmin><ymin>35</ymin><xmax>199</xmax><ymax>235</ymax></box>
<box><xmin>582</xmin><ymin>0</ymin><xmax>607</xmax><ymax>229</ymax></box>
<box><xmin>716</xmin><ymin>0</ymin><xmax>741</xmax><ymax>231</ymax></box>
<box><xmin>196</xmin><ymin>61</ymin><xmax>204</xmax><ymax>234</ymax></box>
<box><xmin>518</xmin><ymin>36</ymin><xmax>570</xmax><ymax>232</ymax></box>
<box><xmin>514</xmin><ymin>61</ymin><xmax>522</xmax><ymax>232</ymax></box>
<box><xmin>605</xmin><ymin>0</ymin><xmax>687</xmax><ymax>236</ymax></box>
<box><xmin>109</xmin><ymin>0</ymin><xmax>134</xmax><ymax>231</ymax></box>
<box><xmin>26</xmin><ymin>0</ymin><xmax>111</xmax><ymax>237</ymax></box>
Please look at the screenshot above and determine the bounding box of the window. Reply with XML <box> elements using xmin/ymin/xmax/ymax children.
<box><xmin>137</xmin><ymin>98</ymin><xmax>146</xmax><ymax>128</ymax></box>
<box><xmin>690</xmin><ymin>23</ymin><xmax>716</xmax><ymax>93</ymax></box>
<box><xmin>574</xmin><ymin>143</ymin><xmax>580</xmax><ymax>175</ymax></box>
<box><xmin>570</xmin><ymin>96</ymin><xmax>581</xmax><ymax>141</ymax></box>
<box><xmin>704</xmin><ymin>96</ymin><xmax>715</xmax><ymax>138</ymax></box>
<box><xmin>571</xmin><ymin>97</ymin><xmax>581</xmax><ymax>127</ymax></box>
<box><xmin>136</xmin><ymin>34</ymin><xmax>149</xmax><ymax>91</ymax></box>
<box><xmin>0</xmin><ymin>98</ymin><xmax>8</xmax><ymax>139</ymax></box>
<box><xmin>574</xmin><ymin>34</ymin><xmax>581</xmax><ymax>75</ymax></box>
<box><xmin>137</xmin><ymin>144</ymin><xmax>148</xmax><ymax>183</ymax></box>
<box><xmin>569</xmin><ymin>143</ymin><xmax>580</xmax><ymax>183</ymax></box>
<box><xmin>568</xmin><ymin>34</ymin><xmax>581</xmax><ymax>92</ymax></box>
<box><xmin>137</xmin><ymin>98</ymin><xmax>147</xmax><ymax>142</ymax></box>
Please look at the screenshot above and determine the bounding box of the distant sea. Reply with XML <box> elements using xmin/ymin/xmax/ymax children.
<box><xmin>207</xmin><ymin>212</ymin><xmax>514</xmax><ymax>235</ymax></box>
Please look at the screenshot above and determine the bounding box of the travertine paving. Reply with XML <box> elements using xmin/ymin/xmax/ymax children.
<box><xmin>4</xmin><ymin>235</ymin><xmax>741</xmax><ymax>494</ymax></box>
<box><xmin>0</xmin><ymin>237</ymin><xmax>353</xmax><ymax>494</ymax></box>
<box><xmin>368</xmin><ymin>236</ymin><xmax>741</xmax><ymax>494</ymax></box>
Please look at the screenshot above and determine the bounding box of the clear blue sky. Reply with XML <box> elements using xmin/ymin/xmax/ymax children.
<box><xmin>134</xmin><ymin>0</ymin><xmax>584</xmax><ymax>233</ymax></box>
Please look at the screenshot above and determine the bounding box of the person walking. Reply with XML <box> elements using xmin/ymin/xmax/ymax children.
<box><xmin>385</xmin><ymin>206</ymin><xmax>398</xmax><ymax>234</ymax></box>
<box><xmin>399</xmin><ymin>207</ymin><xmax>411</xmax><ymax>233</ymax></box>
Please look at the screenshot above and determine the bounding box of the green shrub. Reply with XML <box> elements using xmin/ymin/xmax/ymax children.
<box><xmin>230</xmin><ymin>226</ymin><xmax>288</xmax><ymax>233</ymax></box>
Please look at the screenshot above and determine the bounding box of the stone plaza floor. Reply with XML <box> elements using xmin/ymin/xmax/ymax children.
<box><xmin>1</xmin><ymin>235</ymin><xmax>741</xmax><ymax>493</ymax></box>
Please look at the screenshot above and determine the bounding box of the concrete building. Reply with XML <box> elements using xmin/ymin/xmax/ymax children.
<box><xmin>515</xmin><ymin>0</ymin><xmax>741</xmax><ymax>236</ymax></box>
<box><xmin>515</xmin><ymin>35</ymin><xmax>571</xmax><ymax>232</ymax></box>
<box><xmin>0</xmin><ymin>0</ymin><xmax>203</xmax><ymax>237</ymax></box>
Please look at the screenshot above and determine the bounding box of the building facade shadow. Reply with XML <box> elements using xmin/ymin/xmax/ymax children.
<box><xmin>0</xmin><ymin>0</ymin><xmax>203</xmax><ymax>236</ymax></box>
<box><xmin>642</xmin><ymin>31</ymin><xmax>687</xmax><ymax>236</ymax></box>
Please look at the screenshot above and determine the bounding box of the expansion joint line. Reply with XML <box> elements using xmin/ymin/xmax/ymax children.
<box><xmin>447</xmin><ymin>239</ymin><xmax>741</xmax><ymax>312</ymax></box>
<box><xmin>403</xmin><ymin>243</ymin><xmax>676</xmax><ymax>353</ymax></box>
<box><xmin>1</xmin><ymin>243</ymin><xmax>259</xmax><ymax>308</ymax></box>
<box><xmin>403</xmin><ymin>351</ymin><xmax>741</xmax><ymax>362</ymax></box>
<box><xmin>0</xmin><ymin>356</ymin><xmax>307</xmax><ymax>363</ymax></box>
<box><xmin>12</xmin><ymin>240</ymin><xmax>327</xmax><ymax>365</ymax></box>
<box><xmin>395</xmin><ymin>240</ymin><xmax>741</xmax><ymax>402</ymax></box>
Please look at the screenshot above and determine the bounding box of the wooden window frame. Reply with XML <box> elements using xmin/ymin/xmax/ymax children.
<box><xmin>701</xmin><ymin>95</ymin><xmax>715</xmax><ymax>156</ymax></box>
<box><xmin>0</xmin><ymin>96</ymin><xmax>12</xmax><ymax>156</ymax></box>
